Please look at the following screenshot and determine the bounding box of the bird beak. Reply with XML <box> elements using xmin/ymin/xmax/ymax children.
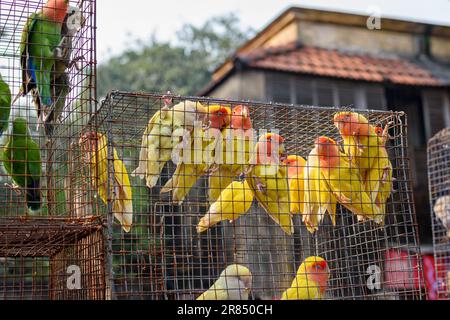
<box><xmin>242</xmin><ymin>107</ymin><xmax>249</xmax><ymax>119</ymax></box>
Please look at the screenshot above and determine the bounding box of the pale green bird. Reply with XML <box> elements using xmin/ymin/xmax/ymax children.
<box><xmin>2</xmin><ymin>118</ymin><xmax>42</xmax><ymax>212</ymax></box>
<box><xmin>132</xmin><ymin>101</ymin><xmax>207</xmax><ymax>188</ymax></box>
<box><xmin>196</xmin><ymin>264</ymin><xmax>253</xmax><ymax>300</ymax></box>
<box><xmin>17</xmin><ymin>0</ymin><xmax>69</xmax><ymax>124</ymax></box>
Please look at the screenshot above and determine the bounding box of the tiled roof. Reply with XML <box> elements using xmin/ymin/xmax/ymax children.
<box><xmin>240</xmin><ymin>44</ymin><xmax>448</xmax><ymax>87</ymax></box>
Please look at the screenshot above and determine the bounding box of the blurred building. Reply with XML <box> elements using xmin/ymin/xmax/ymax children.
<box><xmin>199</xmin><ymin>7</ymin><xmax>450</xmax><ymax>244</ymax></box>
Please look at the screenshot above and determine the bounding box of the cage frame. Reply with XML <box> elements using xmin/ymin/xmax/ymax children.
<box><xmin>96</xmin><ymin>90</ymin><xmax>425</xmax><ymax>301</ymax></box>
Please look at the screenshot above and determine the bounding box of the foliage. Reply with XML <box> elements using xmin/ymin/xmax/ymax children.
<box><xmin>97</xmin><ymin>13</ymin><xmax>254</xmax><ymax>98</ymax></box>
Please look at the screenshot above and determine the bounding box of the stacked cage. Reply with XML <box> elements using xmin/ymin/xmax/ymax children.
<box><xmin>428</xmin><ymin>127</ymin><xmax>450</xmax><ymax>300</ymax></box>
<box><xmin>0</xmin><ymin>0</ymin><xmax>104</xmax><ymax>299</ymax></box>
<box><xmin>91</xmin><ymin>91</ymin><xmax>424</xmax><ymax>300</ymax></box>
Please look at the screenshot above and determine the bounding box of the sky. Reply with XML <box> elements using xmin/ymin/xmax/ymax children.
<box><xmin>96</xmin><ymin>0</ymin><xmax>450</xmax><ymax>64</ymax></box>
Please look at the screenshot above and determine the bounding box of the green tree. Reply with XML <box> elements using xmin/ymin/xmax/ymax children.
<box><xmin>97</xmin><ymin>13</ymin><xmax>253</xmax><ymax>98</ymax></box>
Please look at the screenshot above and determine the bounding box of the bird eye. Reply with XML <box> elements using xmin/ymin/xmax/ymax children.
<box><xmin>315</xmin><ymin>264</ymin><xmax>323</xmax><ymax>270</ymax></box>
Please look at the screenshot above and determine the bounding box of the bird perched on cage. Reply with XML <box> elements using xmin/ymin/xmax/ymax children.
<box><xmin>198</xmin><ymin>180</ymin><xmax>254</xmax><ymax>233</ymax></box>
<box><xmin>434</xmin><ymin>195</ymin><xmax>450</xmax><ymax>238</ymax></box>
<box><xmin>333</xmin><ymin>112</ymin><xmax>392</xmax><ymax>225</ymax></box>
<box><xmin>2</xmin><ymin>118</ymin><xmax>42</xmax><ymax>213</ymax></box>
<box><xmin>196</xmin><ymin>264</ymin><xmax>253</xmax><ymax>300</ymax></box>
<box><xmin>244</xmin><ymin>133</ymin><xmax>293</xmax><ymax>235</ymax></box>
<box><xmin>0</xmin><ymin>73</ymin><xmax>11</xmax><ymax>138</ymax></box>
<box><xmin>208</xmin><ymin>105</ymin><xmax>254</xmax><ymax>204</ymax></box>
<box><xmin>315</xmin><ymin>136</ymin><xmax>382</xmax><ymax>223</ymax></box>
<box><xmin>281</xmin><ymin>256</ymin><xmax>330</xmax><ymax>300</ymax></box>
<box><xmin>160</xmin><ymin>104</ymin><xmax>232</xmax><ymax>204</ymax></box>
<box><xmin>45</xmin><ymin>5</ymin><xmax>85</xmax><ymax>137</ymax></box>
<box><xmin>16</xmin><ymin>0</ymin><xmax>70</xmax><ymax>129</ymax></box>
<box><xmin>283</xmin><ymin>155</ymin><xmax>306</xmax><ymax>215</ymax></box>
<box><xmin>79</xmin><ymin>131</ymin><xmax>133</xmax><ymax>232</ymax></box>
<box><xmin>301</xmin><ymin>147</ymin><xmax>337</xmax><ymax>233</ymax></box>
<box><xmin>132</xmin><ymin>100</ymin><xmax>208</xmax><ymax>189</ymax></box>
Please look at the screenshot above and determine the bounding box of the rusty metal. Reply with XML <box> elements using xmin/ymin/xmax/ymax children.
<box><xmin>427</xmin><ymin>127</ymin><xmax>450</xmax><ymax>300</ymax></box>
<box><xmin>0</xmin><ymin>0</ymin><xmax>102</xmax><ymax>299</ymax></box>
<box><xmin>94</xmin><ymin>91</ymin><xmax>424</xmax><ymax>300</ymax></box>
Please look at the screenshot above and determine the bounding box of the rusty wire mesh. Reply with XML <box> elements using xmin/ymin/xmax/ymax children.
<box><xmin>0</xmin><ymin>0</ymin><xmax>103</xmax><ymax>299</ymax></box>
<box><xmin>427</xmin><ymin>127</ymin><xmax>450</xmax><ymax>300</ymax></box>
<box><xmin>88</xmin><ymin>91</ymin><xmax>424</xmax><ymax>300</ymax></box>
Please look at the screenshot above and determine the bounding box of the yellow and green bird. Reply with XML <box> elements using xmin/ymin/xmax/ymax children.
<box><xmin>196</xmin><ymin>264</ymin><xmax>253</xmax><ymax>300</ymax></box>
<box><xmin>198</xmin><ymin>180</ymin><xmax>254</xmax><ymax>233</ymax></box>
<box><xmin>315</xmin><ymin>136</ymin><xmax>382</xmax><ymax>223</ymax></box>
<box><xmin>208</xmin><ymin>105</ymin><xmax>253</xmax><ymax>204</ymax></box>
<box><xmin>334</xmin><ymin>112</ymin><xmax>393</xmax><ymax>225</ymax></box>
<box><xmin>160</xmin><ymin>105</ymin><xmax>231</xmax><ymax>204</ymax></box>
<box><xmin>246</xmin><ymin>133</ymin><xmax>293</xmax><ymax>235</ymax></box>
<box><xmin>281</xmin><ymin>256</ymin><xmax>330</xmax><ymax>300</ymax></box>
<box><xmin>79</xmin><ymin>131</ymin><xmax>133</xmax><ymax>232</ymax></box>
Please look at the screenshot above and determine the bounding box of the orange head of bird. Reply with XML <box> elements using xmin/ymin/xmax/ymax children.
<box><xmin>43</xmin><ymin>0</ymin><xmax>70</xmax><ymax>23</ymax></box>
<box><xmin>206</xmin><ymin>105</ymin><xmax>232</xmax><ymax>130</ymax></box>
<box><xmin>315</xmin><ymin>136</ymin><xmax>340</xmax><ymax>167</ymax></box>
<box><xmin>231</xmin><ymin>105</ymin><xmax>252</xmax><ymax>130</ymax></box>
<box><xmin>333</xmin><ymin>112</ymin><xmax>370</xmax><ymax>137</ymax></box>
<box><xmin>256</xmin><ymin>133</ymin><xmax>286</xmax><ymax>164</ymax></box>
<box><xmin>301</xmin><ymin>256</ymin><xmax>330</xmax><ymax>294</ymax></box>
<box><xmin>283</xmin><ymin>155</ymin><xmax>306</xmax><ymax>178</ymax></box>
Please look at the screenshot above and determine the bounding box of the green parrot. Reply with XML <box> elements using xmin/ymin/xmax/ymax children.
<box><xmin>0</xmin><ymin>73</ymin><xmax>11</xmax><ymax>137</ymax></box>
<box><xmin>17</xmin><ymin>0</ymin><xmax>69</xmax><ymax>126</ymax></box>
<box><xmin>2</xmin><ymin>118</ymin><xmax>42</xmax><ymax>212</ymax></box>
<box><xmin>45</xmin><ymin>5</ymin><xmax>84</xmax><ymax>136</ymax></box>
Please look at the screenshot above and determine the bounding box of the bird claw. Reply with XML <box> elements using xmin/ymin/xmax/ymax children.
<box><xmin>4</xmin><ymin>183</ymin><xmax>21</xmax><ymax>195</ymax></box>
<box><xmin>68</xmin><ymin>56</ymin><xmax>84</xmax><ymax>71</ymax></box>
<box><xmin>256</xmin><ymin>181</ymin><xmax>266</xmax><ymax>194</ymax></box>
<box><xmin>205</xmin><ymin>164</ymin><xmax>219</xmax><ymax>175</ymax></box>
<box><xmin>53</xmin><ymin>47</ymin><xmax>63</xmax><ymax>59</ymax></box>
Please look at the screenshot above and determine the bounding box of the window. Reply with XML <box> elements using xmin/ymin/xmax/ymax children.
<box><xmin>268</xmin><ymin>74</ymin><xmax>291</xmax><ymax>103</ymax></box>
<box><xmin>266</xmin><ymin>73</ymin><xmax>386</xmax><ymax>110</ymax></box>
<box><xmin>295</xmin><ymin>79</ymin><xmax>314</xmax><ymax>105</ymax></box>
<box><xmin>422</xmin><ymin>90</ymin><xmax>450</xmax><ymax>140</ymax></box>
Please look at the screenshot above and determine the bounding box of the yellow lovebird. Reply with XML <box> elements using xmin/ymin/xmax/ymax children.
<box><xmin>198</xmin><ymin>180</ymin><xmax>254</xmax><ymax>233</ymax></box>
<box><xmin>334</xmin><ymin>112</ymin><xmax>393</xmax><ymax>225</ymax></box>
<box><xmin>196</xmin><ymin>264</ymin><xmax>253</xmax><ymax>300</ymax></box>
<box><xmin>132</xmin><ymin>100</ymin><xmax>207</xmax><ymax>188</ymax></box>
<box><xmin>315</xmin><ymin>136</ymin><xmax>382</xmax><ymax>223</ymax></box>
<box><xmin>302</xmin><ymin>147</ymin><xmax>336</xmax><ymax>233</ymax></box>
<box><xmin>160</xmin><ymin>105</ymin><xmax>232</xmax><ymax>204</ymax></box>
<box><xmin>281</xmin><ymin>256</ymin><xmax>330</xmax><ymax>300</ymax></box>
<box><xmin>208</xmin><ymin>105</ymin><xmax>254</xmax><ymax>204</ymax></box>
<box><xmin>246</xmin><ymin>133</ymin><xmax>293</xmax><ymax>235</ymax></box>
<box><xmin>283</xmin><ymin>155</ymin><xmax>307</xmax><ymax>215</ymax></box>
<box><xmin>79</xmin><ymin>131</ymin><xmax>133</xmax><ymax>232</ymax></box>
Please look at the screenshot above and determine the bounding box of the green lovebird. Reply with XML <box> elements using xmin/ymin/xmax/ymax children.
<box><xmin>45</xmin><ymin>5</ymin><xmax>84</xmax><ymax>136</ymax></box>
<box><xmin>18</xmin><ymin>0</ymin><xmax>69</xmax><ymax>125</ymax></box>
<box><xmin>0</xmin><ymin>73</ymin><xmax>11</xmax><ymax>137</ymax></box>
<box><xmin>2</xmin><ymin>118</ymin><xmax>42</xmax><ymax>212</ymax></box>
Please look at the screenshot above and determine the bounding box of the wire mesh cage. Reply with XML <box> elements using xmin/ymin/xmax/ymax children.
<box><xmin>87</xmin><ymin>91</ymin><xmax>424</xmax><ymax>300</ymax></box>
<box><xmin>428</xmin><ymin>127</ymin><xmax>450</xmax><ymax>300</ymax></box>
<box><xmin>0</xmin><ymin>0</ymin><xmax>102</xmax><ymax>299</ymax></box>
